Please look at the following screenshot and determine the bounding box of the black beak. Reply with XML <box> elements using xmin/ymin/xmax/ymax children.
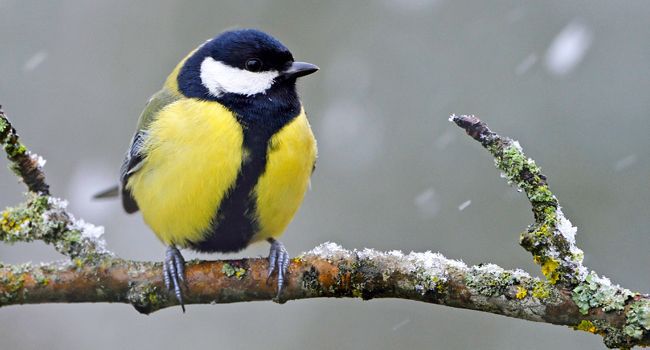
<box><xmin>281</xmin><ymin>61</ymin><xmax>319</xmax><ymax>79</ymax></box>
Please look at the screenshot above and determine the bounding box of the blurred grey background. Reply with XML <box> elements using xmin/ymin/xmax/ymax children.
<box><xmin>1</xmin><ymin>1</ymin><xmax>648</xmax><ymax>349</ymax></box>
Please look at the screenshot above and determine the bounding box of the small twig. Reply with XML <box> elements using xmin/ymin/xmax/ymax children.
<box><xmin>450</xmin><ymin>114</ymin><xmax>648</xmax><ymax>348</ymax></box>
<box><xmin>0</xmin><ymin>106</ymin><xmax>49</xmax><ymax>195</ymax></box>
<box><xmin>0</xmin><ymin>108</ymin><xmax>109</xmax><ymax>260</ymax></box>
<box><xmin>451</xmin><ymin>114</ymin><xmax>585</xmax><ymax>287</ymax></box>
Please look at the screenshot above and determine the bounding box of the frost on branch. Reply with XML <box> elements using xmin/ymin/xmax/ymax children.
<box><xmin>0</xmin><ymin>194</ymin><xmax>110</xmax><ymax>261</ymax></box>
<box><xmin>450</xmin><ymin>114</ymin><xmax>648</xmax><ymax>348</ymax></box>
<box><xmin>0</xmin><ymin>107</ymin><xmax>647</xmax><ymax>349</ymax></box>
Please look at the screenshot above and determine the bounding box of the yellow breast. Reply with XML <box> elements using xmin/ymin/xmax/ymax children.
<box><xmin>252</xmin><ymin>110</ymin><xmax>317</xmax><ymax>242</ymax></box>
<box><xmin>126</xmin><ymin>99</ymin><xmax>243</xmax><ymax>245</ymax></box>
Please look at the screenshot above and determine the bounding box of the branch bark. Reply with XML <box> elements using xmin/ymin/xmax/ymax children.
<box><xmin>0</xmin><ymin>107</ymin><xmax>647</xmax><ymax>349</ymax></box>
<box><xmin>0</xmin><ymin>106</ymin><xmax>49</xmax><ymax>195</ymax></box>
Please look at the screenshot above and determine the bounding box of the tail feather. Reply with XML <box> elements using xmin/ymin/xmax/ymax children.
<box><xmin>93</xmin><ymin>185</ymin><xmax>119</xmax><ymax>199</ymax></box>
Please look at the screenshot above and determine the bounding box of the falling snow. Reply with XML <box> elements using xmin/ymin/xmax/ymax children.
<box><xmin>383</xmin><ymin>0</ymin><xmax>445</xmax><ymax>12</ymax></box>
<box><xmin>545</xmin><ymin>20</ymin><xmax>593</xmax><ymax>76</ymax></box>
<box><xmin>392</xmin><ymin>319</ymin><xmax>411</xmax><ymax>331</ymax></box>
<box><xmin>435</xmin><ymin>130</ymin><xmax>457</xmax><ymax>150</ymax></box>
<box><xmin>458</xmin><ymin>200</ymin><xmax>472</xmax><ymax>211</ymax></box>
<box><xmin>320</xmin><ymin>100</ymin><xmax>384</xmax><ymax>173</ymax></box>
<box><xmin>613</xmin><ymin>154</ymin><xmax>637</xmax><ymax>172</ymax></box>
<box><xmin>515</xmin><ymin>54</ymin><xmax>537</xmax><ymax>75</ymax></box>
<box><xmin>23</xmin><ymin>50</ymin><xmax>48</xmax><ymax>72</ymax></box>
<box><xmin>414</xmin><ymin>187</ymin><xmax>440</xmax><ymax>218</ymax></box>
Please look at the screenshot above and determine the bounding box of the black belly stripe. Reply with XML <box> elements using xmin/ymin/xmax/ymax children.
<box><xmin>185</xmin><ymin>80</ymin><xmax>302</xmax><ymax>253</ymax></box>
<box><xmin>189</xmin><ymin>125</ymin><xmax>272</xmax><ymax>253</ymax></box>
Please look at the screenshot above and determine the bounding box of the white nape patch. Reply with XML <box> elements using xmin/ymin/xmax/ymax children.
<box><xmin>200</xmin><ymin>57</ymin><xmax>279</xmax><ymax>97</ymax></box>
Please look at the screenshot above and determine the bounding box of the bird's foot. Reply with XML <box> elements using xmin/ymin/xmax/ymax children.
<box><xmin>267</xmin><ymin>238</ymin><xmax>290</xmax><ymax>298</ymax></box>
<box><xmin>163</xmin><ymin>245</ymin><xmax>186</xmax><ymax>312</ymax></box>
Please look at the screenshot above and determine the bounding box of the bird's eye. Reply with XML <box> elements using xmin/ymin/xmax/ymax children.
<box><xmin>245</xmin><ymin>58</ymin><xmax>262</xmax><ymax>72</ymax></box>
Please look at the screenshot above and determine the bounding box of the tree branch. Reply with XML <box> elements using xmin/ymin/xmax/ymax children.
<box><xmin>0</xmin><ymin>106</ymin><xmax>49</xmax><ymax>195</ymax></box>
<box><xmin>451</xmin><ymin>114</ymin><xmax>586</xmax><ymax>287</ymax></box>
<box><xmin>0</xmin><ymin>108</ymin><xmax>647</xmax><ymax>348</ymax></box>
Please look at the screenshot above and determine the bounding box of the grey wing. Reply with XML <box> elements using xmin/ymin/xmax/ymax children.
<box><xmin>120</xmin><ymin>130</ymin><xmax>148</xmax><ymax>213</ymax></box>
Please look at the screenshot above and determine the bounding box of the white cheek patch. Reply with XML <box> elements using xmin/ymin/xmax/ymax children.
<box><xmin>200</xmin><ymin>57</ymin><xmax>279</xmax><ymax>97</ymax></box>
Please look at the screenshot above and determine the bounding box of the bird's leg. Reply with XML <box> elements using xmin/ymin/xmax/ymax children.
<box><xmin>267</xmin><ymin>238</ymin><xmax>290</xmax><ymax>297</ymax></box>
<box><xmin>163</xmin><ymin>245</ymin><xmax>186</xmax><ymax>312</ymax></box>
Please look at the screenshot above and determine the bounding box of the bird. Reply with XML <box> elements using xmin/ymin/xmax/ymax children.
<box><xmin>95</xmin><ymin>29</ymin><xmax>318</xmax><ymax>311</ymax></box>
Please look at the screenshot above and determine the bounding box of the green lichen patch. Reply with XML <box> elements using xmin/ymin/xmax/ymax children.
<box><xmin>127</xmin><ymin>282</ymin><xmax>167</xmax><ymax>315</ymax></box>
<box><xmin>4</xmin><ymin>142</ymin><xmax>26</xmax><ymax>158</ymax></box>
<box><xmin>531</xmin><ymin>280</ymin><xmax>552</xmax><ymax>300</ymax></box>
<box><xmin>624</xmin><ymin>299</ymin><xmax>650</xmax><ymax>340</ymax></box>
<box><xmin>0</xmin><ymin>114</ymin><xmax>26</xmax><ymax>159</ymax></box>
<box><xmin>408</xmin><ymin>266</ymin><xmax>443</xmax><ymax>297</ymax></box>
<box><xmin>0</xmin><ymin>117</ymin><xmax>8</xmax><ymax>134</ymax></box>
<box><xmin>0</xmin><ymin>210</ymin><xmax>31</xmax><ymax>239</ymax></box>
<box><xmin>0</xmin><ymin>263</ymin><xmax>31</xmax><ymax>305</ymax></box>
<box><xmin>572</xmin><ymin>272</ymin><xmax>634</xmax><ymax>315</ymax></box>
<box><xmin>465</xmin><ymin>264</ymin><xmax>515</xmax><ymax>297</ymax></box>
<box><xmin>0</xmin><ymin>194</ymin><xmax>110</xmax><ymax>262</ymax></box>
<box><xmin>0</xmin><ymin>195</ymin><xmax>57</xmax><ymax>244</ymax></box>
<box><xmin>33</xmin><ymin>269</ymin><xmax>49</xmax><ymax>286</ymax></box>
<box><xmin>492</xmin><ymin>142</ymin><xmax>556</xmax><ymax>212</ymax></box>
<box><xmin>480</xmin><ymin>132</ymin><xmax>587</xmax><ymax>287</ymax></box>
<box><xmin>221</xmin><ymin>263</ymin><xmax>246</xmax><ymax>279</ymax></box>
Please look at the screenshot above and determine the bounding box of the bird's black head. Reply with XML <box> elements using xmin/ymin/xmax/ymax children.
<box><xmin>177</xmin><ymin>29</ymin><xmax>318</xmax><ymax>126</ymax></box>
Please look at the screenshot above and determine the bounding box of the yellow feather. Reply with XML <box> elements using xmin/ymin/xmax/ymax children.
<box><xmin>164</xmin><ymin>44</ymin><xmax>205</xmax><ymax>95</ymax></box>
<box><xmin>127</xmin><ymin>99</ymin><xmax>243</xmax><ymax>246</ymax></box>
<box><xmin>252</xmin><ymin>110</ymin><xmax>317</xmax><ymax>242</ymax></box>
<box><xmin>127</xmin><ymin>96</ymin><xmax>316</xmax><ymax>249</ymax></box>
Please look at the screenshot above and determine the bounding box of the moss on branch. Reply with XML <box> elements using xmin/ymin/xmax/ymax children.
<box><xmin>0</xmin><ymin>107</ymin><xmax>647</xmax><ymax>348</ymax></box>
<box><xmin>0</xmin><ymin>193</ymin><xmax>110</xmax><ymax>261</ymax></box>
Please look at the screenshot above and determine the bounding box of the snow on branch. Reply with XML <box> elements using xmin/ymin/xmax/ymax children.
<box><xmin>0</xmin><ymin>107</ymin><xmax>647</xmax><ymax>349</ymax></box>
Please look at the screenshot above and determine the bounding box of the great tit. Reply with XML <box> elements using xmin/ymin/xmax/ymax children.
<box><xmin>96</xmin><ymin>29</ymin><xmax>318</xmax><ymax>310</ymax></box>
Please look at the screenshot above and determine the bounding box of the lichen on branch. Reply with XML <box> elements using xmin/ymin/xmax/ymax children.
<box><xmin>0</xmin><ymin>106</ymin><xmax>49</xmax><ymax>195</ymax></box>
<box><xmin>449</xmin><ymin>114</ymin><xmax>586</xmax><ymax>288</ymax></box>
<box><xmin>0</xmin><ymin>107</ymin><xmax>647</xmax><ymax>349</ymax></box>
<box><xmin>0</xmin><ymin>108</ymin><xmax>109</xmax><ymax>261</ymax></box>
<box><xmin>0</xmin><ymin>193</ymin><xmax>110</xmax><ymax>260</ymax></box>
<box><xmin>450</xmin><ymin>114</ymin><xmax>648</xmax><ymax>347</ymax></box>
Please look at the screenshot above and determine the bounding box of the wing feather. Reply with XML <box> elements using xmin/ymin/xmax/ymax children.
<box><xmin>119</xmin><ymin>88</ymin><xmax>180</xmax><ymax>213</ymax></box>
<box><xmin>120</xmin><ymin>130</ymin><xmax>147</xmax><ymax>213</ymax></box>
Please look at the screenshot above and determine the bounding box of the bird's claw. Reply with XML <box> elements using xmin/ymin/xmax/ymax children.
<box><xmin>267</xmin><ymin>238</ymin><xmax>290</xmax><ymax>298</ymax></box>
<box><xmin>163</xmin><ymin>245</ymin><xmax>186</xmax><ymax>312</ymax></box>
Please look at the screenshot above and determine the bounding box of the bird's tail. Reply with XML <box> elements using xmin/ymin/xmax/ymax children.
<box><xmin>93</xmin><ymin>185</ymin><xmax>119</xmax><ymax>199</ymax></box>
